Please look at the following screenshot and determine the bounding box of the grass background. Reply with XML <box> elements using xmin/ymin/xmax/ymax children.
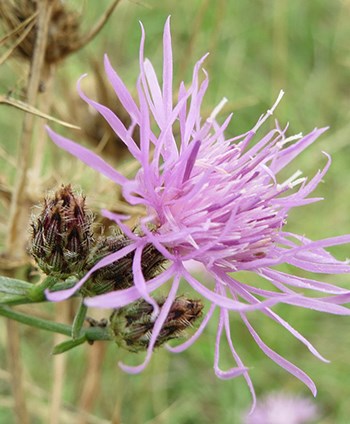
<box><xmin>1</xmin><ymin>0</ymin><xmax>350</xmax><ymax>422</ymax></box>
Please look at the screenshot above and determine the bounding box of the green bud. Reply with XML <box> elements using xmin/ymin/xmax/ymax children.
<box><xmin>30</xmin><ymin>185</ymin><xmax>94</xmax><ymax>277</ymax></box>
<box><xmin>109</xmin><ymin>296</ymin><xmax>204</xmax><ymax>353</ymax></box>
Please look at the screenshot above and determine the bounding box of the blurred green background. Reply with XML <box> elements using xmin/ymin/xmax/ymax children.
<box><xmin>1</xmin><ymin>0</ymin><xmax>350</xmax><ymax>423</ymax></box>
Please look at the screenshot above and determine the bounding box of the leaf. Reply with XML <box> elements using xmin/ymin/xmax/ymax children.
<box><xmin>52</xmin><ymin>335</ymin><xmax>87</xmax><ymax>355</ymax></box>
<box><xmin>71</xmin><ymin>300</ymin><xmax>88</xmax><ymax>340</ymax></box>
<box><xmin>0</xmin><ymin>276</ymin><xmax>32</xmax><ymax>295</ymax></box>
<box><xmin>50</xmin><ymin>276</ymin><xmax>79</xmax><ymax>292</ymax></box>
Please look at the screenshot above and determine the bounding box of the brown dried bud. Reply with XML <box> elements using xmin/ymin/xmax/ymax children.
<box><xmin>109</xmin><ymin>296</ymin><xmax>204</xmax><ymax>353</ymax></box>
<box><xmin>81</xmin><ymin>234</ymin><xmax>167</xmax><ymax>296</ymax></box>
<box><xmin>30</xmin><ymin>185</ymin><xmax>94</xmax><ymax>277</ymax></box>
<box><xmin>0</xmin><ymin>0</ymin><xmax>80</xmax><ymax>64</ymax></box>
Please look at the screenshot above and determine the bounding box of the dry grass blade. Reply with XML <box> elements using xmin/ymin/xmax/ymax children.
<box><xmin>70</xmin><ymin>0</ymin><xmax>122</xmax><ymax>52</ymax></box>
<box><xmin>0</xmin><ymin>1</ymin><xmax>40</xmax><ymax>61</ymax></box>
<box><xmin>0</xmin><ymin>17</ymin><xmax>36</xmax><ymax>65</ymax></box>
<box><xmin>0</xmin><ymin>95</ymin><xmax>80</xmax><ymax>129</ymax></box>
<box><xmin>0</xmin><ymin>10</ymin><xmax>38</xmax><ymax>45</ymax></box>
<box><xmin>0</xmin><ymin>143</ymin><xmax>16</xmax><ymax>167</ymax></box>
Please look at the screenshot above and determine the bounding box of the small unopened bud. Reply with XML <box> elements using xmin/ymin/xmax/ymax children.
<box><xmin>30</xmin><ymin>185</ymin><xmax>94</xmax><ymax>277</ymax></box>
<box><xmin>82</xmin><ymin>235</ymin><xmax>167</xmax><ymax>296</ymax></box>
<box><xmin>109</xmin><ymin>296</ymin><xmax>204</xmax><ymax>353</ymax></box>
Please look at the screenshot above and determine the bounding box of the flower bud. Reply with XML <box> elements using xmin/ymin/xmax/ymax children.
<box><xmin>30</xmin><ymin>185</ymin><xmax>94</xmax><ymax>277</ymax></box>
<box><xmin>82</xmin><ymin>234</ymin><xmax>167</xmax><ymax>296</ymax></box>
<box><xmin>109</xmin><ymin>296</ymin><xmax>204</xmax><ymax>353</ymax></box>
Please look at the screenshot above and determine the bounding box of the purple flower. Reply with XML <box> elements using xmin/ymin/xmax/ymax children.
<box><xmin>46</xmin><ymin>17</ymin><xmax>350</xmax><ymax>405</ymax></box>
<box><xmin>243</xmin><ymin>392</ymin><xmax>320</xmax><ymax>424</ymax></box>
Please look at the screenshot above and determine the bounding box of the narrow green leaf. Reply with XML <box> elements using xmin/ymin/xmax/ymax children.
<box><xmin>0</xmin><ymin>276</ymin><xmax>32</xmax><ymax>295</ymax></box>
<box><xmin>71</xmin><ymin>299</ymin><xmax>88</xmax><ymax>340</ymax></box>
<box><xmin>52</xmin><ymin>335</ymin><xmax>87</xmax><ymax>355</ymax></box>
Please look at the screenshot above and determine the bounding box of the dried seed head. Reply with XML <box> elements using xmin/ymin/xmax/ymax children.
<box><xmin>0</xmin><ymin>0</ymin><xmax>80</xmax><ymax>64</ymax></box>
<box><xmin>109</xmin><ymin>296</ymin><xmax>204</xmax><ymax>353</ymax></box>
<box><xmin>30</xmin><ymin>185</ymin><xmax>94</xmax><ymax>277</ymax></box>
<box><xmin>81</xmin><ymin>234</ymin><xmax>167</xmax><ymax>296</ymax></box>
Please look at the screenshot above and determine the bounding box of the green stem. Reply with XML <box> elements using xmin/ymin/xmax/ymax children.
<box><xmin>25</xmin><ymin>275</ymin><xmax>60</xmax><ymax>303</ymax></box>
<box><xmin>0</xmin><ymin>295</ymin><xmax>38</xmax><ymax>307</ymax></box>
<box><xmin>0</xmin><ymin>306</ymin><xmax>72</xmax><ymax>336</ymax></box>
<box><xmin>0</xmin><ymin>306</ymin><xmax>111</xmax><ymax>341</ymax></box>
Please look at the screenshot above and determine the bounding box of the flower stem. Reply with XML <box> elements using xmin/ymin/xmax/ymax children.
<box><xmin>0</xmin><ymin>276</ymin><xmax>79</xmax><ymax>306</ymax></box>
<box><xmin>0</xmin><ymin>306</ymin><xmax>111</xmax><ymax>341</ymax></box>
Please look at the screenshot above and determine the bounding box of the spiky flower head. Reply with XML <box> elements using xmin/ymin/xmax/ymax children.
<box><xmin>110</xmin><ymin>296</ymin><xmax>203</xmax><ymax>353</ymax></box>
<box><xmin>46</xmin><ymin>18</ymin><xmax>350</xmax><ymax>403</ymax></box>
<box><xmin>30</xmin><ymin>185</ymin><xmax>93</xmax><ymax>277</ymax></box>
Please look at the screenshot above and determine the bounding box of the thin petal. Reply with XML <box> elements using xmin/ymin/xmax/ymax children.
<box><xmin>224</xmin><ymin>277</ymin><xmax>329</xmax><ymax>363</ymax></box>
<box><xmin>181</xmin><ymin>267</ymin><xmax>297</xmax><ymax>311</ymax></box>
<box><xmin>272</xmin><ymin>127</ymin><xmax>328</xmax><ymax>173</ymax></box>
<box><xmin>132</xmin><ymin>245</ymin><xmax>160</xmax><ymax>316</ymax></box>
<box><xmin>46</xmin><ymin>126</ymin><xmax>128</xmax><ymax>185</ymax></box>
<box><xmin>104</xmin><ymin>54</ymin><xmax>140</xmax><ymax>122</ymax></box>
<box><xmin>167</xmin><ymin>302</ymin><xmax>216</xmax><ymax>353</ymax></box>
<box><xmin>162</xmin><ymin>16</ymin><xmax>173</xmax><ymax>119</ymax></box>
<box><xmin>119</xmin><ymin>273</ymin><xmax>180</xmax><ymax>373</ymax></box>
<box><xmin>241</xmin><ymin>313</ymin><xmax>317</xmax><ymax>396</ymax></box>
<box><xmin>214</xmin><ymin>307</ymin><xmax>248</xmax><ymax>379</ymax></box>
<box><xmin>77</xmin><ymin>76</ymin><xmax>141</xmax><ymax>160</ymax></box>
<box><xmin>46</xmin><ymin>243</ymin><xmax>137</xmax><ymax>301</ymax></box>
<box><xmin>84</xmin><ymin>264</ymin><xmax>177</xmax><ymax>308</ymax></box>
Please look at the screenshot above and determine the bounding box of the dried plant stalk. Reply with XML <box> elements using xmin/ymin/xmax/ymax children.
<box><xmin>49</xmin><ymin>302</ymin><xmax>69</xmax><ymax>424</ymax></box>
<box><xmin>6</xmin><ymin>320</ymin><xmax>30</xmax><ymax>424</ymax></box>
<box><xmin>30</xmin><ymin>63</ymin><xmax>56</xmax><ymax>182</ymax></box>
<box><xmin>77</xmin><ymin>342</ymin><xmax>107</xmax><ymax>424</ymax></box>
<box><xmin>5</xmin><ymin>0</ymin><xmax>53</xmax><ymax>259</ymax></box>
<box><xmin>5</xmin><ymin>2</ymin><xmax>54</xmax><ymax>421</ymax></box>
<box><xmin>69</xmin><ymin>0</ymin><xmax>121</xmax><ymax>54</ymax></box>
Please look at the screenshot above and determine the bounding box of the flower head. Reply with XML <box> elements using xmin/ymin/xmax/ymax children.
<box><xmin>243</xmin><ymin>392</ymin><xmax>319</xmax><ymax>424</ymax></box>
<box><xmin>46</xmin><ymin>17</ymin><xmax>350</xmax><ymax>404</ymax></box>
